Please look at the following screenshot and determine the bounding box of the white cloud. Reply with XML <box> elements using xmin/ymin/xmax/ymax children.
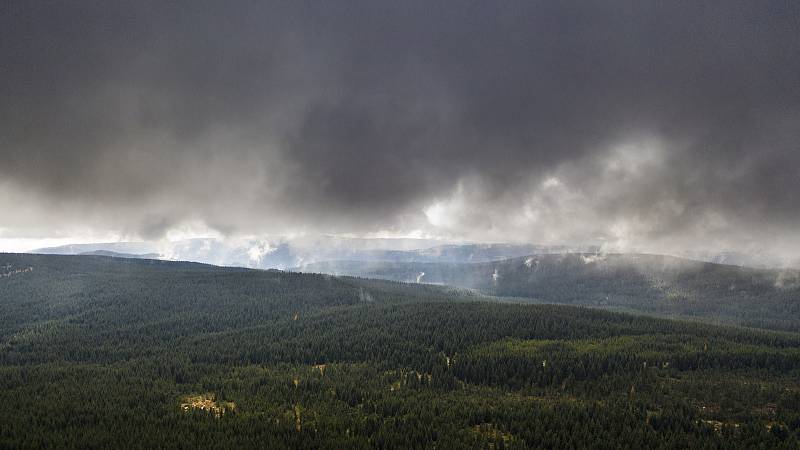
<box><xmin>247</xmin><ymin>242</ymin><xmax>277</xmax><ymax>263</ymax></box>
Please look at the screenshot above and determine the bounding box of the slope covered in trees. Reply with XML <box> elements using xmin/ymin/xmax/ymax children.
<box><xmin>2</xmin><ymin>253</ymin><xmax>800</xmax><ymax>448</ymax></box>
<box><xmin>297</xmin><ymin>253</ymin><xmax>800</xmax><ymax>332</ymax></box>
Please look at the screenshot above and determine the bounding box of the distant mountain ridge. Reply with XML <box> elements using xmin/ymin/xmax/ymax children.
<box><xmin>32</xmin><ymin>237</ymin><xmax>453</xmax><ymax>269</ymax></box>
<box><xmin>78</xmin><ymin>250</ymin><xmax>161</xmax><ymax>259</ymax></box>
<box><xmin>32</xmin><ymin>238</ymin><xmax>596</xmax><ymax>269</ymax></box>
<box><xmin>31</xmin><ymin>238</ymin><xmax>800</xmax><ymax>270</ymax></box>
<box><xmin>34</xmin><ymin>242</ymin><xmax>157</xmax><ymax>256</ymax></box>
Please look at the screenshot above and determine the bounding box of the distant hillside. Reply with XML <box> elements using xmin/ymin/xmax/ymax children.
<box><xmin>296</xmin><ymin>253</ymin><xmax>800</xmax><ymax>332</ymax></box>
<box><xmin>32</xmin><ymin>239</ymin><xmax>592</xmax><ymax>269</ymax></box>
<box><xmin>33</xmin><ymin>242</ymin><xmax>158</xmax><ymax>256</ymax></box>
<box><xmin>32</xmin><ymin>238</ymin><xmax>799</xmax><ymax>270</ymax></box>
<box><xmin>78</xmin><ymin>250</ymin><xmax>161</xmax><ymax>259</ymax></box>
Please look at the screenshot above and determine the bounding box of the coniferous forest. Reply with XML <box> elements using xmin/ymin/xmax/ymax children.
<box><xmin>298</xmin><ymin>254</ymin><xmax>800</xmax><ymax>332</ymax></box>
<box><xmin>2</xmin><ymin>253</ymin><xmax>800</xmax><ymax>449</ymax></box>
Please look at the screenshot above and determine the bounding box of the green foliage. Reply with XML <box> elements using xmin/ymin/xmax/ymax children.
<box><xmin>1</xmin><ymin>253</ymin><xmax>800</xmax><ymax>448</ymax></box>
<box><xmin>299</xmin><ymin>253</ymin><xmax>800</xmax><ymax>332</ymax></box>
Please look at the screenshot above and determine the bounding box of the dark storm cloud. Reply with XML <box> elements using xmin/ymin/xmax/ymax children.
<box><xmin>1</xmin><ymin>1</ymin><xmax>799</xmax><ymax>248</ymax></box>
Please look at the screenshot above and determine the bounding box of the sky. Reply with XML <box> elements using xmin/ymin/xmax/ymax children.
<box><xmin>1</xmin><ymin>1</ymin><xmax>799</xmax><ymax>257</ymax></box>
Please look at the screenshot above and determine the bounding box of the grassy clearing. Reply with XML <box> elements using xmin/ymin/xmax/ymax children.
<box><xmin>180</xmin><ymin>393</ymin><xmax>235</xmax><ymax>418</ymax></box>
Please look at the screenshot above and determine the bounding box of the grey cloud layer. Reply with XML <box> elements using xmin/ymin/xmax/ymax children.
<box><xmin>1</xmin><ymin>1</ymin><xmax>798</xmax><ymax>248</ymax></box>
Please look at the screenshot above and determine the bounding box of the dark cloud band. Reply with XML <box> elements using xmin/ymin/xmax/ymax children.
<box><xmin>1</xmin><ymin>1</ymin><xmax>798</xmax><ymax>251</ymax></box>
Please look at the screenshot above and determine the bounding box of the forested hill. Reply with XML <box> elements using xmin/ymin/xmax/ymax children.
<box><xmin>3</xmin><ymin>253</ymin><xmax>800</xmax><ymax>448</ymax></box>
<box><xmin>0</xmin><ymin>253</ymin><xmax>477</xmax><ymax>344</ymax></box>
<box><xmin>295</xmin><ymin>253</ymin><xmax>800</xmax><ymax>332</ymax></box>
